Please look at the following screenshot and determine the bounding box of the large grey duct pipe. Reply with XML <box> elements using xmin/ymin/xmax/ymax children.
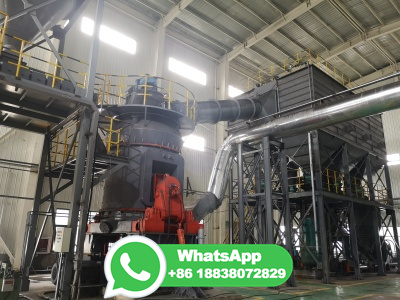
<box><xmin>196</xmin><ymin>98</ymin><xmax>263</xmax><ymax>124</ymax></box>
<box><xmin>192</xmin><ymin>81</ymin><xmax>400</xmax><ymax>220</ymax></box>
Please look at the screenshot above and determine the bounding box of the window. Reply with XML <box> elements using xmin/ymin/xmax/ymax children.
<box><xmin>182</xmin><ymin>134</ymin><xmax>205</xmax><ymax>151</ymax></box>
<box><xmin>168</xmin><ymin>58</ymin><xmax>206</xmax><ymax>85</ymax></box>
<box><xmin>81</xmin><ymin>17</ymin><xmax>136</xmax><ymax>55</ymax></box>
<box><xmin>387</xmin><ymin>153</ymin><xmax>400</xmax><ymax>166</ymax></box>
<box><xmin>228</xmin><ymin>85</ymin><xmax>244</xmax><ymax>98</ymax></box>
<box><xmin>55</xmin><ymin>209</ymin><xmax>69</xmax><ymax>226</ymax></box>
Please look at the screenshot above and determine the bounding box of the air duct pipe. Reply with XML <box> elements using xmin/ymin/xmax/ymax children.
<box><xmin>196</xmin><ymin>98</ymin><xmax>263</xmax><ymax>124</ymax></box>
<box><xmin>192</xmin><ymin>82</ymin><xmax>400</xmax><ymax>220</ymax></box>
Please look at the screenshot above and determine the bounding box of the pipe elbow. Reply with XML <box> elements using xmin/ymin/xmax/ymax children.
<box><xmin>192</xmin><ymin>192</ymin><xmax>220</xmax><ymax>221</ymax></box>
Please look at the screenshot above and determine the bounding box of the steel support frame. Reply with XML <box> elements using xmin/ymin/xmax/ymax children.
<box><xmin>366</xmin><ymin>154</ymin><xmax>385</xmax><ymax>276</ymax></box>
<box><xmin>384</xmin><ymin>166</ymin><xmax>400</xmax><ymax>272</ymax></box>
<box><xmin>20</xmin><ymin>136</ymin><xmax>49</xmax><ymax>291</ymax></box>
<box><xmin>230</xmin><ymin>138</ymin><xmax>295</xmax><ymax>286</ymax></box>
<box><xmin>310</xmin><ymin>130</ymin><xmax>330</xmax><ymax>283</ymax></box>
<box><xmin>263</xmin><ymin>136</ymin><xmax>274</xmax><ymax>244</ymax></box>
<box><xmin>58</xmin><ymin>107</ymin><xmax>95</xmax><ymax>300</ymax></box>
<box><xmin>279</xmin><ymin>145</ymin><xmax>296</xmax><ymax>287</ymax></box>
<box><xmin>342</xmin><ymin>144</ymin><xmax>361</xmax><ymax>279</ymax></box>
<box><xmin>30</xmin><ymin>14</ymin><xmax>78</xmax><ymax>89</ymax></box>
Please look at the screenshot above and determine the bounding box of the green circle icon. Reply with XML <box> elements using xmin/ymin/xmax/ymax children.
<box><xmin>104</xmin><ymin>236</ymin><xmax>166</xmax><ymax>298</ymax></box>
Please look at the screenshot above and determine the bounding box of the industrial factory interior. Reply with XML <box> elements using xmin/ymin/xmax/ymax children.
<box><xmin>2</xmin><ymin>0</ymin><xmax>400</xmax><ymax>299</ymax></box>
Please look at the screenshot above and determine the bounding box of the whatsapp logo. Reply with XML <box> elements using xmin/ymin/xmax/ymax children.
<box><xmin>104</xmin><ymin>236</ymin><xmax>167</xmax><ymax>298</ymax></box>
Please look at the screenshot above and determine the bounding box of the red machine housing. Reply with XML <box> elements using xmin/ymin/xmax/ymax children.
<box><xmin>137</xmin><ymin>173</ymin><xmax>202</xmax><ymax>239</ymax></box>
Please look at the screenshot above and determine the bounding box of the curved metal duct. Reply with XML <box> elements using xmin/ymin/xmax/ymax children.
<box><xmin>0</xmin><ymin>0</ymin><xmax>83</xmax><ymax>49</ymax></box>
<box><xmin>196</xmin><ymin>98</ymin><xmax>263</xmax><ymax>124</ymax></box>
<box><xmin>192</xmin><ymin>82</ymin><xmax>400</xmax><ymax>220</ymax></box>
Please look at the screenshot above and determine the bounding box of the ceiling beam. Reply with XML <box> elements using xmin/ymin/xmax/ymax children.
<box><xmin>351</xmin><ymin>63</ymin><xmax>400</xmax><ymax>86</ymax></box>
<box><xmin>328</xmin><ymin>0</ymin><xmax>396</xmax><ymax>66</ymax></box>
<box><xmin>222</xmin><ymin>0</ymin><xmax>324</xmax><ymax>61</ymax></box>
<box><xmin>320</xmin><ymin>19</ymin><xmax>400</xmax><ymax>60</ymax></box>
<box><xmin>155</xmin><ymin>0</ymin><xmax>194</xmax><ymax>29</ymax></box>
<box><xmin>390</xmin><ymin>0</ymin><xmax>400</xmax><ymax>15</ymax></box>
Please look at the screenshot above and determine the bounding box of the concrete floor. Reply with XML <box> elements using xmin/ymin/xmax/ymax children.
<box><xmin>21</xmin><ymin>273</ymin><xmax>400</xmax><ymax>299</ymax></box>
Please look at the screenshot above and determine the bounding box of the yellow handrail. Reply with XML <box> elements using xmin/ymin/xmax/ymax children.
<box><xmin>0</xmin><ymin>11</ymin><xmax>9</xmax><ymax>57</ymax></box>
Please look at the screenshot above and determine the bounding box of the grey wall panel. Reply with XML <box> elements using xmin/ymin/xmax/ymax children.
<box><xmin>63</xmin><ymin>2</ymin><xmax>154</xmax><ymax>86</ymax></box>
<box><xmin>382</xmin><ymin>109</ymin><xmax>400</xmax><ymax>200</ymax></box>
<box><xmin>0</xmin><ymin>129</ymin><xmax>43</xmax><ymax>267</ymax></box>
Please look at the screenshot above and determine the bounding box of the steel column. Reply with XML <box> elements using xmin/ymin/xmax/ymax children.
<box><xmin>342</xmin><ymin>144</ymin><xmax>352</xmax><ymax>197</ymax></box>
<box><xmin>366</xmin><ymin>155</ymin><xmax>385</xmax><ymax>275</ymax></box>
<box><xmin>311</xmin><ymin>131</ymin><xmax>330</xmax><ymax>283</ymax></box>
<box><xmin>263</xmin><ymin>136</ymin><xmax>274</xmax><ymax>244</ymax></box>
<box><xmin>85</xmin><ymin>0</ymin><xmax>104</xmax><ymax>100</ymax></box>
<box><xmin>343</xmin><ymin>144</ymin><xmax>361</xmax><ymax>278</ymax></box>
<box><xmin>255</xmin><ymin>153</ymin><xmax>264</xmax><ymax>242</ymax></box>
<box><xmin>59</xmin><ymin>108</ymin><xmax>91</xmax><ymax>300</ymax></box>
<box><xmin>348</xmin><ymin>202</ymin><xmax>361</xmax><ymax>279</ymax></box>
<box><xmin>71</xmin><ymin>110</ymin><xmax>99</xmax><ymax>300</ymax></box>
<box><xmin>20</xmin><ymin>137</ymin><xmax>49</xmax><ymax>291</ymax></box>
<box><xmin>384</xmin><ymin>165</ymin><xmax>400</xmax><ymax>272</ymax></box>
<box><xmin>237</xmin><ymin>143</ymin><xmax>245</xmax><ymax>244</ymax></box>
<box><xmin>280</xmin><ymin>146</ymin><xmax>296</xmax><ymax>287</ymax></box>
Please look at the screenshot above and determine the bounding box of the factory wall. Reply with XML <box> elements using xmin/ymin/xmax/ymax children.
<box><xmin>0</xmin><ymin>128</ymin><xmax>44</xmax><ymax>268</ymax></box>
<box><xmin>63</xmin><ymin>2</ymin><xmax>154</xmax><ymax>84</ymax></box>
<box><xmin>382</xmin><ymin>109</ymin><xmax>400</xmax><ymax>200</ymax></box>
<box><xmin>229</xmin><ymin>68</ymin><xmax>257</xmax><ymax>94</ymax></box>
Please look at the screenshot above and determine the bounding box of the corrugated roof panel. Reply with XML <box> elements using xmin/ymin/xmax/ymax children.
<box><xmin>329</xmin><ymin>57</ymin><xmax>361</xmax><ymax>81</ymax></box>
<box><xmin>338</xmin><ymin>50</ymin><xmax>374</xmax><ymax>77</ymax></box>
<box><xmin>230</xmin><ymin>60</ymin><xmax>263</xmax><ymax>82</ymax></box>
<box><xmin>189</xmin><ymin>0</ymin><xmax>253</xmax><ymax>40</ymax></box>
<box><xmin>268</xmin><ymin>31</ymin><xmax>303</xmax><ymax>56</ymax></box>
<box><xmin>368</xmin><ymin>0</ymin><xmax>400</xmax><ymax>24</ymax></box>
<box><xmin>354</xmin><ymin>42</ymin><xmax>391</xmax><ymax>70</ymax></box>
<box><xmin>376</xmin><ymin>34</ymin><xmax>400</xmax><ymax>61</ymax></box>
<box><xmin>168</xmin><ymin>21</ymin><xmax>228</xmax><ymax>55</ymax></box>
<box><xmin>241</xmin><ymin>49</ymin><xmax>274</xmax><ymax>68</ymax></box>
<box><xmin>141</xmin><ymin>0</ymin><xmax>174</xmax><ymax>15</ymax></box>
<box><xmin>177</xmin><ymin>11</ymin><xmax>239</xmax><ymax>49</ymax></box>
<box><xmin>236</xmin><ymin>54</ymin><xmax>267</xmax><ymax>73</ymax></box>
<box><xmin>166</xmin><ymin>28</ymin><xmax>223</xmax><ymax>59</ymax></box>
<box><xmin>267</xmin><ymin>0</ymin><xmax>301</xmax><ymax>14</ymax></box>
<box><xmin>118</xmin><ymin>0</ymin><xmax>161</xmax><ymax>23</ymax></box>
<box><xmin>280</xmin><ymin>22</ymin><xmax>326</xmax><ymax>54</ymax></box>
<box><xmin>312</xmin><ymin>1</ymin><xmax>359</xmax><ymax>40</ymax></box>
<box><xmin>197</xmin><ymin>0</ymin><xmax>268</xmax><ymax>33</ymax></box>
<box><xmin>296</xmin><ymin>12</ymin><xmax>343</xmax><ymax>49</ymax></box>
<box><xmin>218</xmin><ymin>0</ymin><xmax>282</xmax><ymax>25</ymax></box>
<box><xmin>344</xmin><ymin>0</ymin><xmax>381</xmax><ymax>29</ymax></box>
<box><xmin>251</xmin><ymin>39</ymin><xmax>289</xmax><ymax>64</ymax></box>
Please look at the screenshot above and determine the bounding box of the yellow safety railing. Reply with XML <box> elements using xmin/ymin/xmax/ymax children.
<box><xmin>104</xmin><ymin>116</ymin><xmax>122</xmax><ymax>157</ymax></box>
<box><xmin>51</xmin><ymin>121</ymin><xmax>79</xmax><ymax>167</ymax></box>
<box><xmin>0</xmin><ymin>16</ymin><xmax>88</xmax><ymax>88</ymax></box>
<box><xmin>322</xmin><ymin>168</ymin><xmax>390</xmax><ymax>203</ymax></box>
<box><xmin>95</xmin><ymin>74</ymin><xmax>197</xmax><ymax>122</ymax></box>
<box><xmin>353</xmin><ymin>177</ymin><xmax>369</xmax><ymax>200</ymax></box>
<box><xmin>0</xmin><ymin>11</ymin><xmax>9</xmax><ymax>57</ymax></box>
<box><xmin>243</xmin><ymin>48</ymin><xmax>356</xmax><ymax>91</ymax></box>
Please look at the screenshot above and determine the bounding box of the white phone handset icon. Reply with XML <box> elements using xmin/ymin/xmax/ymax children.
<box><xmin>120</xmin><ymin>253</ymin><xmax>151</xmax><ymax>281</ymax></box>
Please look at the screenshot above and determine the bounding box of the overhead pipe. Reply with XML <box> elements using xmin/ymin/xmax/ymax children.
<box><xmin>196</xmin><ymin>98</ymin><xmax>263</xmax><ymax>124</ymax></box>
<box><xmin>192</xmin><ymin>82</ymin><xmax>400</xmax><ymax>220</ymax></box>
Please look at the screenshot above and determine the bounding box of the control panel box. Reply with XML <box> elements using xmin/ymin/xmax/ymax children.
<box><xmin>53</xmin><ymin>227</ymin><xmax>71</xmax><ymax>253</ymax></box>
